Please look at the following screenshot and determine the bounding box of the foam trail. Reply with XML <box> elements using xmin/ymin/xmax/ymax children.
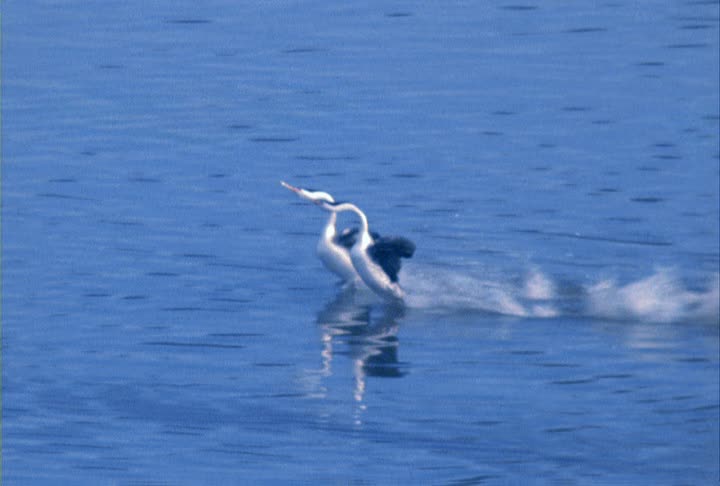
<box><xmin>524</xmin><ymin>268</ymin><xmax>556</xmax><ymax>300</ymax></box>
<box><xmin>398</xmin><ymin>264</ymin><xmax>718</xmax><ymax>324</ymax></box>
<box><xmin>586</xmin><ymin>269</ymin><xmax>719</xmax><ymax>324</ymax></box>
<box><xmin>400</xmin><ymin>264</ymin><xmax>559</xmax><ymax>318</ymax></box>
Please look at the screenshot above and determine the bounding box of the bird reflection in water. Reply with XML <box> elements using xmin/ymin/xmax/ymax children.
<box><xmin>313</xmin><ymin>289</ymin><xmax>407</xmax><ymax>405</ymax></box>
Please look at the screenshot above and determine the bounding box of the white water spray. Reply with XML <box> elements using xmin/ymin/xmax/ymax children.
<box><xmin>398</xmin><ymin>264</ymin><xmax>718</xmax><ymax>324</ymax></box>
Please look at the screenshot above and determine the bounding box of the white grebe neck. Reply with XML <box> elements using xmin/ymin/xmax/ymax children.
<box><xmin>322</xmin><ymin>211</ymin><xmax>337</xmax><ymax>239</ymax></box>
<box><xmin>330</xmin><ymin>202</ymin><xmax>369</xmax><ymax>234</ymax></box>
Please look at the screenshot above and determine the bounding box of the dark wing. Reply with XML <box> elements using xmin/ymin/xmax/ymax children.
<box><xmin>368</xmin><ymin>236</ymin><xmax>416</xmax><ymax>282</ymax></box>
<box><xmin>335</xmin><ymin>227</ymin><xmax>381</xmax><ymax>250</ymax></box>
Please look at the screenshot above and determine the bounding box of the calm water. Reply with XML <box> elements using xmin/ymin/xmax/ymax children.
<box><xmin>3</xmin><ymin>1</ymin><xmax>719</xmax><ymax>484</ymax></box>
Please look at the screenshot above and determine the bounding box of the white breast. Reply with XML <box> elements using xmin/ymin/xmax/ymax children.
<box><xmin>350</xmin><ymin>244</ymin><xmax>404</xmax><ymax>300</ymax></box>
<box><xmin>317</xmin><ymin>237</ymin><xmax>358</xmax><ymax>283</ymax></box>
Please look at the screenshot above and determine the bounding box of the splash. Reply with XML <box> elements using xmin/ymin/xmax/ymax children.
<box><xmin>401</xmin><ymin>264</ymin><xmax>558</xmax><ymax>318</ymax></box>
<box><xmin>523</xmin><ymin>268</ymin><xmax>556</xmax><ymax>300</ymax></box>
<box><xmin>399</xmin><ymin>264</ymin><xmax>719</xmax><ymax>324</ymax></box>
<box><xmin>586</xmin><ymin>269</ymin><xmax>719</xmax><ymax>324</ymax></box>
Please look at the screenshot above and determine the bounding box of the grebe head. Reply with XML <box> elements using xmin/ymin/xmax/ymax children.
<box><xmin>281</xmin><ymin>181</ymin><xmax>335</xmax><ymax>206</ymax></box>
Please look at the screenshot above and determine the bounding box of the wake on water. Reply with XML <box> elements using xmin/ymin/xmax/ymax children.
<box><xmin>586</xmin><ymin>270</ymin><xmax>719</xmax><ymax>324</ymax></box>
<box><xmin>400</xmin><ymin>264</ymin><xmax>719</xmax><ymax>324</ymax></box>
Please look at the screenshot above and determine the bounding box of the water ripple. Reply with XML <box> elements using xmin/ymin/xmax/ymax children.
<box><xmin>165</xmin><ymin>19</ymin><xmax>212</xmax><ymax>25</ymax></box>
<box><xmin>666</xmin><ymin>43</ymin><xmax>709</xmax><ymax>49</ymax></box>
<box><xmin>563</xmin><ymin>27</ymin><xmax>608</xmax><ymax>34</ymax></box>
<box><xmin>513</xmin><ymin>228</ymin><xmax>672</xmax><ymax>247</ymax></box>
<box><xmin>144</xmin><ymin>341</ymin><xmax>244</xmax><ymax>350</ymax></box>
<box><xmin>500</xmin><ymin>5</ymin><xmax>538</xmax><ymax>11</ymax></box>
<box><xmin>249</xmin><ymin>137</ymin><xmax>298</xmax><ymax>143</ymax></box>
<box><xmin>37</xmin><ymin>192</ymin><xmax>95</xmax><ymax>201</ymax></box>
<box><xmin>551</xmin><ymin>378</ymin><xmax>597</xmax><ymax>385</ymax></box>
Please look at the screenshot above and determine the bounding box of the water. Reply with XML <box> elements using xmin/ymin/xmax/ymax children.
<box><xmin>2</xmin><ymin>1</ymin><xmax>719</xmax><ymax>484</ymax></box>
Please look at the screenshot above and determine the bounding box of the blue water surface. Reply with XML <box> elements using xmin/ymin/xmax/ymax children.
<box><xmin>2</xmin><ymin>1</ymin><xmax>719</xmax><ymax>484</ymax></box>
